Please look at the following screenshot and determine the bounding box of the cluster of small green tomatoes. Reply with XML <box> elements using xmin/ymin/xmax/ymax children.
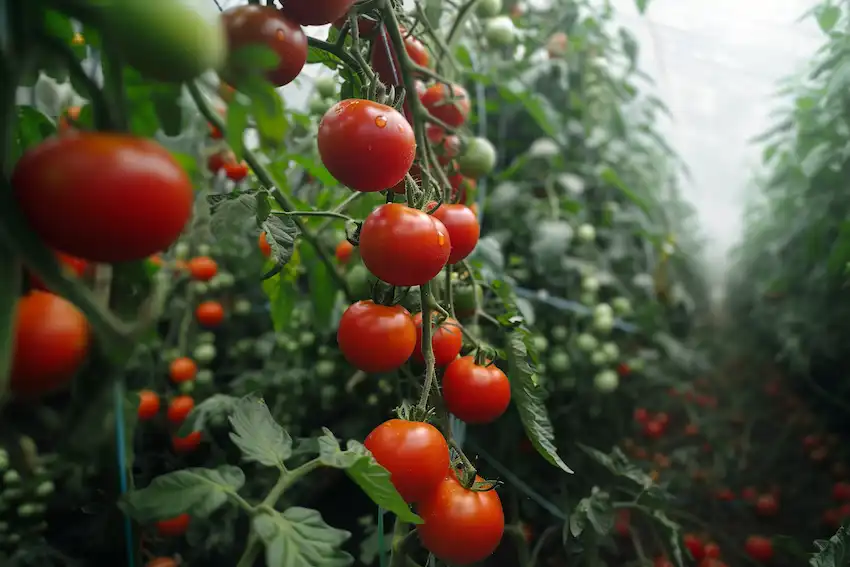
<box><xmin>0</xmin><ymin>446</ymin><xmax>56</xmax><ymax>553</ymax></box>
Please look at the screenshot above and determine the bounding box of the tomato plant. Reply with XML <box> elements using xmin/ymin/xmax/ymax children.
<box><xmin>337</xmin><ymin>300</ymin><xmax>416</xmax><ymax>373</ymax></box>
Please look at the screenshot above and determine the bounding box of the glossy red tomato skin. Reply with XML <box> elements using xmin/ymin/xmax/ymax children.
<box><xmin>371</xmin><ymin>27</ymin><xmax>430</xmax><ymax>85</ymax></box>
<box><xmin>416</xmin><ymin>471</ymin><xmax>504</xmax><ymax>565</ymax></box>
<box><xmin>13</xmin><ymin>133</ymin><xmax>193</xmax><ymax>263</ymax></box>
<box><xmin>171</xmin><ymin>431</ymin><xmax>202</xmax><ymax>453</ymax></box>
<box><xmin>359</xmin><ymin>204</ymin><xmax>451</xmax><ymax>286</ymax></box>
<box><xmin>279</xmin><ymin>0</ymin><xmax>357</xmax><ymax>26</ymax></box>
<box><xmin>11</xmin><ymin>291</ymin><xmax>90</xmax><ymax>398</ymax></box>
<box><xmin>420</xmin><ymin>83</ymin><xmax>470</xmax><ymax>128</ymax></box>
<box><xmin>156</xmin><ymin>514</ymin><xmax>190</xmax><ymax>537</ymax></box>
<box><xmin>138</xmin><ymin>390</ymin><xmax>161</xmax><ymax>420</ymax></box>
<box><xmin>411</xmin><ymin>313</ymin><xmax>462</xmax><ymax>366</ymax></box>
<box><xmin>364</xmin><ymin>419</ymin><xmax>450</xmax><ymax>503</ymax></box>
<box><xmin>442</xmin><ymin>356</ymin><xmax>511</xmax><ymax>424</ymax></box>
<box><xmin>196</xmin><ymin>301</ymin><xmax>225</xmax><ymax>327</ymax></box>
<box><xmin>318</xmin><ymin>99</ymin><xmax>416</xmax><ymax>192</ymax></box>
<box><xmin>744</xmin><ymin>536</ymin><xmax>773</xmax><ymax>562</ymax></box>
<box><xmin>703</xmin><ymin>543</ymin><xmax>721</xmax><ymax>559</ymax></box>
<box><xmin>222</xmin><ymin>5</ymin><xmax>307</xmax><ymax>87</ymax></box>
<box><xmin>337</xmin><ymin>301</ymin><xmax>416</xmax><ymax>373</ymax></box>
<box><xmin>431</xmin><ymin>204</ymin><xmax>480</xmax><ymax>264</ymax></box>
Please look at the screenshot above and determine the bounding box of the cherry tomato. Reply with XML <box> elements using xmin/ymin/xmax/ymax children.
<box><xmin>224</xmin><ymin>161</ymin><xmax>249</xmax><ymax>182</ymax></box>
<box><xmin>411</xmin><ymin>313</ymin><xmax>462</xmax><ymax>366</ymax></box>
<box><xmin>698</xmin><ymin>560</ymin><xmax>728</xmax><ymax>567</ymax></box>
<box><xmin>426</xmin><ymin>125</ymin><xmax>460</xmax><ymax>165</ymax></box>
<box><xmin>58</xmin><ymin>106</ymin><xmax>83</xmax><ymax>134</ymax></box>
<box><xmin>208</xmin><ymin>149</ymin><xmax>236</xmax><ymax>173</ymax></box>
<box><xmin>442</xmin><ymin>356</ymin><xmax>511</xmax><ymax>424</ymax></box>
<box><xmin>318</xmin><ymin>99</ymin><xmax>416</xmax><ymax>192</ymax></box>
<box><xmin>259</xmin><ymin>232</ymin><xmax>272</xmax><ymax>257</ymax></box>
<box><xmin>156</xmin><ymin>514</ymin><xmax>190</xmax><ymax>537</ymax></box>
<box><xmin>643</xmin><ymin>420</ymin><xmax>664</xmax><ymax>438</ymax></box>
<box><xmin>169</xmin><ymin>357</ymin><xmax>198</xmax><ymax>383</ymax></box>
<box><xmin>335</xmin><ymin>240</ymin><xmax>354</xmax><ymax>264</ymax></box>
<box><xmin>371</xmin><ymin>27</ymin><xmax>430</xmax><ymax>85</ymax></box>
<box><xmin>364</xmin><ymin>419</ymin><xmax>450</xmax><ymax>503</ymax></box>
<box><xmin>280</xmin><ymin>0</ymin><xmax>356</xmax><ymax>26</ymax></box>
<box><xmin>546</xmin><ymin>32</ymin><xmax>568</xmax><ymax>59</ymax></box>
<box><xmin>222</xmin><ymin>5</ymin><xmax>307</xmax><ymax>87</ymax></box>
<box><xmin>683</xmin><ymin>533</ymin><xmax>704</xmax><ymax>561</ymax></box>
<box><xmin>188</xmin><ymin>256</ymin><xmax>218</xmax><ymax>281</ymax></box>
<box><xmin>13</xmin><ymin>133</ymin><xmax>193</xmax><ymax>263</ymax></box>
<box><xmin>167</xmin><ymin>395</ymin><xmax>195</xmax><ymax>423</ymax></box>
<box><xmin>11</xmin><ymin>291</ymin><xmax>90</xmax><ymax>398</ymax></box>
<box><xmin>449</xmin><ymin>173</ymin><xmax>475</xmax><ymax>204</ymax></box>
<box><xmin>416</xmin><ymin>471</ymin><xmax>504</xmax><ymax>565</ymax></box>
<box><xmin>684</xmin><ymin>423</ymin><xmax>699</xmax><ymax>436</ymax></box>
<box><xmin>171</xmin><ymin>431</ymin><xmax>202</xmax><ymax>453</ymax></box>
<box><xmin>654</xmin><ymin>412</ymin><xmax>670</xmax><ymax>426</ymax></box>
<box><xmin>633</xmin><ymin>408</ymin><xmax>649</xmax><ymax>423</ymax></box>
<box><xmin>431</xmin><ymin>204</ymin><xmax>480</xmax><ymax>264</ymax></box>
<box><xmin>29</xmin><ymin>251</ymin><xmax>88</xmax><ymax>291</ymax></box>
<box><xmin>614</xmin><ymin>509</ymin><xmax>630</xmax><ymax>537</ymax></box>
<box><xmin>703</xmin><ymin>543</ymin><xmax>721</xmax><ymax>559</ymax></box>
<box><xmin>137</xmin><ymin>390</ymin><xmax>161</xmax><ymax>420</ymax></box>
<box><xmin>146</xmin><ymin>558</ymin><xmax>178</xmax><ymax>567</ymax></box>
<box><xmin>195</xmin><ymin>300</ymin><xmax>225</xmax><ymax>328</ymax></box>
<box><xmin>337</xmin><ymin>300</ymin><xmax>416</xmax><ymax>373</ymax></box>
<box><xmin>359</xmin><ymin>204</ymin><xmax>451</xmax><ymax>286</ymax></box>
<box><xmin>209</xmin><ymin>123</ymin><xmax>223</xmax><ymax>140</ymax></box>
<box><xmin>755</xmin><ymin>493</ymin><xmax>778</xmax><ymax>516</ymax></box>
<box><xmin>834</xmin><ymin>481</ymin><xmax>850</xmax><ymax>500</ymax></box>
<box><xmin>744</xmin><ymin>535</ymin><xmax>773</xmax><ymax>563</ymax></box>
<box><xmin>715</xmin><ymin>488</ymin><xmax>734</xmax><ymax>501</ymax></box>
<box><xmin>420</xmin><ymin>83</ymin><xmax>470</xmax><ymax>128</ymax></box>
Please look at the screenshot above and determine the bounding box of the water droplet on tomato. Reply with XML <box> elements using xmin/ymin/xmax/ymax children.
<box><xmin>437</xmin><ymin>231</ymin><xmax>446</xmax><ymax>246</ymax></box>
<box><xmin>375</xmin><ymin>115</ymin><xmax>387</xmax><ymax>128</ymax></box>
<box><xmin>275</xmin><ymin>30</ymin><xmax>286</xmax><ymax>41</ymax></box>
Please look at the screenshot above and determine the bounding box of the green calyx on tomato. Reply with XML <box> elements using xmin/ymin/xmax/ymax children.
<box><xmin>97</xmin><ymin>0</ymin><xmax>227</xmax><ymax>83</ymax></box>
<box><xmin>317</xmin><ymin>99</ymin><xmax>416</xmax><ymax>192</ymax></box>
<box><xmin>457</xmin><ymin>137</ymin><xmax>497</xmax><ymax>178</ymax></box>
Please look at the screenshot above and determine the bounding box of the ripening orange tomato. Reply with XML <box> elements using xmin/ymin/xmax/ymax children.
<box><xmin>335</xmin><ymin>240</ymin><xmax>354</xmax><ymax>264</ymax></box>
<box><xmin>187</xmin><ymin>256</ymin><xmax>217</xmax><ymax>281</ymax></box>
<box><xmin>167</xmin><ymin>395</ymin><xmax>195</xmax><ymax>423</ymax></box>
<box><xmin>195</xmin><ymin>301</ymin><xmax>225</xmax><ymax>327</ymax></box>
<box><xmin>137</xmin><ymin>390</ymin><xmax>161</xmax><ymax>420</ymax></box>
<box><xmin>155</xmin><ymin>514</ymin><xmax>190</xmax><ymax>537</ymax></box>
<box><xmin>169</xmin><ymin>357</ymin><xmax>197</xmax><ymax>383</ymax></box>
<box><xmin>259</xmin><ymin>232</ymin><xmax>272</xmax><ymax>257</ymax></box>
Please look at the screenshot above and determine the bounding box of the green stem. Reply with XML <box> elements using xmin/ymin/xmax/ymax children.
<box><xmin>0</xmin><ymin>244</ymin><xmax>20</xmax><ymax>406</ymax></box>
<box><xmin>307</xmin><ymin>36</ymin><xmax>362</xmax><ymax>73</ymax></box>
<box><xmin>416</xmin><ymin>282</ymin><xmax>436</xmax><ymax>412</ymax></box>
<box><xmin>187</xmin><ymin>82</ymin><xmax>353</xmax><ymax>300</ymax></box>
<box><xmin>444</xmin><ymin>0</ymin><xmax>482</xmax><ymax>58</ymax></box>
<box><xmin>444</xmin><ymin>264</ymin><xmax>455</xmax><ymax>318</ymax></box>
<box><xmin>272</xmin><ymin>210</ymin><xmax>353</xmax><ymax>222</ymax></box>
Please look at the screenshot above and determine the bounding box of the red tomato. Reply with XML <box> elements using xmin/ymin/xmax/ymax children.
<box><xmin>654</xmin><ymin>412</ymin><xmax>670</xmax><ymax>426</ymax></box>
<box><xmin>259</xmin><ymin>232</ymin><xmax>272</xmax><ymax>257</ymax></box>
<box><xmin>449</xmin><ymin>174</ymin><xmax>476</xmax><ymax>204</ymax></box>
<box><xmin>222</xmin><ymin>5</ymin><xmax>307</xmax><ymax>87</ymax></box>
<box><xmin>420</xmin><ymin>83</ymin><xmax>470</xmax><ymax>128</ymax></box>
<box><xmin>335</xmin><ymin>240</ymin><xmax>354</xmax><ymax>264</ymax></box>
<box><xmin>146</xmin><ymin>558</ymin><xmax>178</xmax><ymax>567</ymax></box>
<box><xmin>318</xmin><ymin>99</ymin><xmax>416</xmax><ymax>192</ymax></box>
<box><xmin>427</xmin><ymin>125</ymin><xmax>461</xmax><ymax>165</ymax></box>
<box><xmin>167</xmin><ymin>395</ymin><xmax>195</xmax><ymax>423</ymax></box>
<box><xmin>279</xmin><ymin>0</ymin><xmax>356</xmax><ymax>25</ymax></box>
<box><xmin>416</xmin><ymin>471</ymin><xmax>504</xmax><ymax>565</ymax></box>
<box><xmin>156</xmin><ymin>514</ymin><xmax>190</xmax><ymax>537</ymax></box>
<box><xmin>653</xmin><ymin>558</ymin><xmax>674</xmax><ymax>567</ymax></box>
<box><xmin>683</xmin><ymin>533</ymin><xmax>704</xmax><ymax>561</ymax></box>
<box><xmin>171</xmin><ymin>431</ymin><xmax>202</xmax><ymax>453</ymax></box>
<box><xmin>617</xmin><ymin>362</ymin><xmax>632</xmax><ymax>377</ymax></box>
<box><xmin>137</xmin><ymin>390</ymin><xmax>161</xmax><ymax>420</ymax></box>
<box><xmin>370</xmin><ymin>27</ymin><xmax>430</xmax><ymax>85</ymax></box>
<box><xmin>833</xmin><ymin>481</ymin><xmax>850</xmax><ymax>501</ymax></box>
<box><xmin>698</xmin><ymin>560</ymin><xmax>727</xmax><ymax>567</ymax></box>
<box><xmin>431</xmin><ymin>204</ymin><xmax>480</xmax><ymax>264</ymax></box>
<box><xmin>715</xmin><ymin>488</ymin><xmax>735</xmax><ymax>501</ymax></box>
<box><xmin>187</xmin><ymin>256</ymin><xmax>218</xmax><ymax>281</ymax></box>
<box><xmin>633</xmin><ymin>408</ymin><xmax>649</xmax><ymax>423</ymax></box>
<box><xmin>209</xmin><ymin>123</ymin><xmax>223</xmax><ymax>140</ymax></box>
<box><xmin>703</xmin><ymin>542</ymin><xmax>721</xmax><ymax>559</ymax></box>
<box><xmin>169</xmin><ymin>357</ymin><xmax>198</xmax><ymax>383</ymax></box>
<box><xmin>208</xmin><ymin>149</ymin><xmax>236</xmax><ymax>173</ymax></box>
<box><xmin>364</xmin><ymin>419</ymin><xmax>449</xmax><ymax>503</ymax></box>
<box><xmin>224</xmin><ymin>161</ymin><xmax>249</xmax><ymax>182</ymax></box>
<box><xmin>755</xmin><ymin>493</ymin><xmax>778</xmax><ymax>516</ymax></box>
<box><xmin>442</xmin><ymin>356</ymin><xmax>511</xmax><ymax>424</ymax></box>
<box><xmin>196</xmin><ymin>301</ymin><xmax>225</xmax><ymax>327</ymax></box>
<box><xmin>12</xmin><ymin>133</ymin><xmax>193</xmax><ymax>263</ymax></box>
<box><xmin>411</xmin><ymin>313</ymin><xmax>462</xmax><ymax>366</ymax></box>
<box><xmin>11</xmin><ymin>291</ymin><xmax>90</xmax><ymax>398</ymax></box>
<box><xmin>823</xmin><ymin>508</ymin><xmax>841</xmax><ymax>528</ymax></box>
<box><xmin>29</xmin><ymin>251</ymin><xmax>88</xmax><ymax>291</ymax></box>
<box><xmin>359</xmin><ymin>204</ymin><xmax>451</xmax><ymax>286</ymax></box>
<box><xmin>803</xmin><ymin>434</ymin><xmax>820</xmax><ymax>450</ymax></box>
<box><xmin>643</xmin><ymin>420</ymin><xmax>664</xmax><ymax>439</ymax></box>
<box><xmin>614</xmin><ymin>509</ymin><xmax>630</xmax><ymax>537</ymax></box>
<box><xmin>744</xmin><ymin>535</ymin><xmax>773</xmax><ymax>563</ymax></box>
<box><xmin>337</xmin><ymin>301</ymin><xmax>416</xmax><ymax>373</ymax></box>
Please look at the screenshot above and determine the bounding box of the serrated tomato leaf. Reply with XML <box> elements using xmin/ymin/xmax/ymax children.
<box><xmin>229</xmin><ymin>395</ymin><xmax>292</xmax><ymax>468</ymax></box>
<box><xmin>178</xmin><ymin>394</ymin><xmax>240</xmax><ymax>436</ymax></box>
<box><xmin>316</xmin><ymin>430</ymin><xmax>423</xmax><ymax>524</ymax></box>
<box><xmin>253</xmin><ymin>507</ymin><xmax>353</xmax><ymax>567</ymax></box>
<box><xmin>811</xmin><ymin>525</ymin><xmax>850</xmax><ymax>567</ymax></box>
<box><xmin>262</xmin><ymin>215</ymin><xmax>299</xmax><ymax>267</ymax></box>
<box><xmin>119</xmin><ymin>466</ymin><xmax>245</xmax><ymax>523</ymax></box>
<box><xmin>506</xmin><ymin>331</ymin><xmax>573</xmax><ymax>473</ymax></box>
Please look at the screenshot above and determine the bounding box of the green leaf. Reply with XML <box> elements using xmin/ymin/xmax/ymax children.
<box><xmin>506</xmin><ymin>331</ymin><xmax>573</xmax><ymax>473</ymax></box>
<box><xmin>652</xmin><ymin>510</ymin><xmax>684</xmax><ymax>567</ymax></box>
<box><xmin>227</xmin><ymin>101</ymin><xmax>251</xmax><ymax>159</ymax></box>
<box><xmin>569</xmin><ymin>491</ymin><xmax>613</xmax><ymax>538</ymax></box>
<box><xmin>317</xmin><ymin>430</ymin><xmax>423</xmax><ymax>524</ymax></box>
<box><xmin>307</xmin><ymin>46</ymin><xmax>343</xmax><ymax>69</ymax></box>
<box><xmin>289</xmin><ymin>154</ymin><xmax>337</xmax><ymax>186</ymax></box>
<box><xmin>262</xmin><ymin>254</ymin><xmax>298</xmax><ymax>332</ymax></box>
<box><xmin>252</xmin><ymin>507</ymin><xmax>353</xmax><ymax>567</ymax></box>
<box><xmin>801</xmin><ymin>141</ymin><xmax>833</xmax><ymax>178</ymax></box>
<box><xmin>811</xmin><ymin>525</ymin><xmax>850</xmax><ymax>567</ymax></box>
<box><xmin>120</xmin><ymin>466</ymin><xmax>245</xmax><ymax>523</ymax></box>
<box><xmin>13</xmin><ymin>107</ymin><xmax>55</xmax><ymax>163</ymax></box>
<box><xmin>262</xmin><ymin>215</ymin><xmax>300</xmax><ymax>267</ymax></box>
<box><xmin>210</xmin><ymin>192</ymin><xmax>258</xmax><ymax>244</ymax></box>
<box><xmin>577</xmin><ymin>444</ymin><xmax>654</xmax><ymax>489</ymax></box>
<box><xmin>467</xmin><ymin>236</ymin><xmax>505</xmax><ymax>283</ymax></box>
<box><xmin>229</xmin><ymin>395</ymin><xmax>292</xmax><ymax>468</ymax></box>
<box><xmin>816</xmin><ymin>5</ymin><xmax>841</xmax><ymax>33</ymax></box>
<box><xmin>178</xmin><ymin>394</ymin><xmax>240</xmax><ymax>436</ymax></box>
<box><xmin>239</xmin><ymin>75</ymin><xmax>288</xmax><ymax>150</ymax></box>
<box><xmin>635</xmin><ymin>0</ymin><xmax>650</xmax><ymax>13</ymax></box>
<box><xmin>300</xmin><ymin>244</ymin><xmax>336</xmax><ymax>330</ymax></box>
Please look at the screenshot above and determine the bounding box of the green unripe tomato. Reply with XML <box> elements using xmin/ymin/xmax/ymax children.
<box><xmin>551</xmin><ymin>326</ymin><xmax>568</xmax><ymax>341</ymax></box>
<box><xmin>576</xmin><ymin>333</ymin><xmax>597</xmax><ymax>352</ymax></box>
<box><xmin>484</xmin><ymin>15</ymin><xmax>516</xmax><ymax>47</ymax></box>
<box><xmin>458</xmin><ymin>137</ymin><xmax>497</xmax><ymax>178</ymax></box>
<box><xmin>582</xmin><ymin>276</ymin><xmax>600</xmax><ymax>293</ymax></box>
<box><xmin>577</xmin><ymin>223</ymin><xmax>596</xmax><ymax>243</ymax></box>
<box><xmin>191</xmin><ymin>282</ymin><xmax>208</xmax><ymax>295</ymax></box>
<box><xmin>174</xmin><ymin>242</ymin><xmax>190</xmax><ymax>260</ymax></box>
<box><xmin>180</xmin><ymin>381</ymin><xmax>195</xmax><ymax>394</ymax></box>
<box><xmin>197</xmin><ymin>244</ymin><xmax>211</xmax><ymax>256</ymax></box>
<box><xmin>580</xmin><ymin>292</ymin><xmax>596</xmax><ymax>306</ymax></box>
<box><xmin>196</xmin><ymin>332</ymin><xmax>216</xmax><ymax>344</ymax></box>
<box><xmin>316</xmin><ymin>360</ymin><xmax>336</xmax><ymax>379</ymax></box>
<box><xmin>346</xmin><ymin>264</ymin><xmax>372</xmax><ymax>299</ymax></box>
<box><xmin>315</xmin><ymin>75</ymin><xmax>337</xmax><ymax>98</ymax></box>
<box><xmin>476</xmin><ymin>0</ymin><xmax>502</xmax><ymax>18</ymax></box>
<box><xmin>309</xmin><ymin>97</ymin><xmax>333</xmax><ymax>116</ymax></box>
<box><xmin>3</xmin><ymin>470</ymin><xmax>20</xmax><ymax>485</ymax></box>
<box><xmin>593</xmin><ymin>315</ymin><xmax>614</xmax><ymax>335</ymax></box>
<box><xmin>594</xmin><ymin>370</ymin><xmax>619</xmax><ymax>393</ymax></box>
<box><xmin>234</xmin><ymin>299</ymin><xmax>252</xmax><ymax>315</ymax></box>
<box><xmin>193</xmin><ymin>343</ymin><xmax>217</xmax><ymax>364</ymax></box>
<box><xmin>99</xmin><ymin>0</ymin><xmax>226</xmax><ymax>83</ymax></box>
<box><xmin>590</xmin><ymin>350</ymin><xmax>607</xmax><ymax>366</ymax></box>
<box><xmin>532</xmin><ymin>335</ymin><xmax>548</xmax><ymax>353</ymax></box>
<box><xmin>549</xmin><ymin>350</ymin><xmax>570</xmax><ymax>372</ymax></box>
<box><xmin>299</xmin><ymin>332</ymin><xmax>316</xmax><ymax>347</ymax></box>
<box><xmin>215</xmin><ymin>272</ymin><xmax>235</xmax><ymax>289</ymax></box>
<box><xmin>612</xmin><ymin>296</ymin><xmax>632</xmax><ymax>316</ymax></box>
<box><xmin>275</xmin><ymin>334</ymin><xmax>289</xmax><ymax>348</ymax></box>
<box><xmin>196</xmin><ymin>369</ymin><xmax>214</xmax><ymax>384</ymax></box>
<box><xmin>601</xmin><ymin>342</ymin><xmax>619</xmax><ymax>361</ymax></box>
<box><xmin>593</xmin><ymin>303</ymin><xmax>613</xmax><ymax>320</ymax></box>
<box><xmin>34</xmin><ymin>481</ymin><xmax>54</xmax><ymax>498</ymax></box>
